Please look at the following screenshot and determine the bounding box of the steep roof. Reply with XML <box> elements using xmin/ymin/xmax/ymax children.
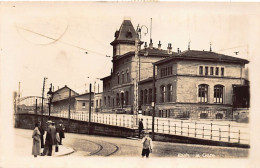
<box><xmin>110</xmin><ymin>19</ymin><xmax>137</xmax><ymax>45</ymax></box>
<box><xmin>154</xmin><ymin>50</ymin><xmax>249</xmax><ymax>65</ymax></box>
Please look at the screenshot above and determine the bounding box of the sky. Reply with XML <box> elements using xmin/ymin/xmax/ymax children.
<box><xmin>1</xmin><ymin>2</ymin><xmax>260</xmax><ymax>98</ymax></box>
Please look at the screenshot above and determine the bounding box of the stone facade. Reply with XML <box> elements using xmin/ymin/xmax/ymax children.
<box><xmin>100</xmin><ymin>19</ymin><xmax>249</xmax><ymax>120</ymax></box>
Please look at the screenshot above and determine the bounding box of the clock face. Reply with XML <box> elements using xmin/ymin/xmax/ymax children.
<box><xmin>14</xmin><ymin>8</ymin><xmax>69</xmax><ymax>45</ymax></box>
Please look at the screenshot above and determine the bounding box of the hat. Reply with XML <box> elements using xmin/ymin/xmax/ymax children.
<box><xmin>46</xmin><ymin>120</ymin><xmax>52</xmax><ymax>124</ymax></box>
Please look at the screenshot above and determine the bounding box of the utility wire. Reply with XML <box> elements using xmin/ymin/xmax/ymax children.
<box><xmin>15</xmin><ymin>25</ymin><xmax>111</xmax><ymax>57</ymax></box>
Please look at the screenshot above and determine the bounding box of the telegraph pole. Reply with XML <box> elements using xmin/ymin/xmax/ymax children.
<box><xmin>152</xmin><ymin>64</ymin><xmax>156</xmax><ymax>140</ymax></box>
<box><xmin>41</xmin><ymin>77</ymin><xmax>47</xmax><ymax>123</ymax></box>
<box><xmin>88</xmin><ymin>83</ymin><xmax>92</xmax><ymax>135</ymax></box>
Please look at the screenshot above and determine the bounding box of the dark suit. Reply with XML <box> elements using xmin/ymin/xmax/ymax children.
<box><xmin>42</xmin><ymin>124</ymin><xmax>56</xmax><ymax>156</ymax></box>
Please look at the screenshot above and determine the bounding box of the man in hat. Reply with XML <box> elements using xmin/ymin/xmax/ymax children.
<box><xmin>37</xmin><ymin>121</ymin><xmax>45</xmax><ymax>151</ymax></box>
<box><xmin>138</xmin><ymin>118</ymin><xmax>144</xmax><ymax>139</ymax></box>
<box><xmin>56</xmin><ymin>119</ymin><xmax>65</xmax><ymax>145</ymax></box>
<box><xmin>141</xmin><ymin>131</ymin><xmax>153</xmax><ymax>158</ymax></box>
<box><xmin>41</xmin><ymin>120</ymin><xmax>52</xmax><ymax>156</ymax></box>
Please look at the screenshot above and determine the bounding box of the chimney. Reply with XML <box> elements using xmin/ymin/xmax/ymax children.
<box><xmin>158</xmin><ymin>41</ymin><xmax>162</xmax><ymax>49</ymax></box>
<box><xmin>149</xmin><ymin>39</ymin><xmax>153</xmax><ymax>48</ymax></box>
<box><xmin>167</xmin><ymin>43</ymin><xmax>172</xmax><ymax>54</ymax></box>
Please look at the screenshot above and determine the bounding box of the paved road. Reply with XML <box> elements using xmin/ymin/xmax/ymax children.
<box><xmin>14</xmin><ymin>128</ymin><xmax>248</xmax><ymax>158</ymax></box>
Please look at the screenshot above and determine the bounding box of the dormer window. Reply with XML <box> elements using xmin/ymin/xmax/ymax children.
<box><xmin>126</xmin><ymin>30</ymin><xmax>132</xmax><ymax>38</ymax></box>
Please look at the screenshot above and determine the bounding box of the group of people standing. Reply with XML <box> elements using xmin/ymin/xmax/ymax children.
<box><xmin>32</xmin><ymin>119</ymin><xmax>65</xmax><ymax>157</ymax></box>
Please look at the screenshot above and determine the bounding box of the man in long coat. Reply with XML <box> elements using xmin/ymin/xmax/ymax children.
<box><xmin>42</xmin><ymin>120</ymin><xmax>56</xmax><ymax>156</ymax></box>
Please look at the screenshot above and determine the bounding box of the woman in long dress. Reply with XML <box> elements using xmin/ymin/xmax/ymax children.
<box><xmin>32</xmin><ymin>122</ymin><xmax>41</xmax><ymax>157</ymax></box>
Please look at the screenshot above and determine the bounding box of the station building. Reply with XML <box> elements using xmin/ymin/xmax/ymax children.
<box><xmin>100</xmin><ymin>19</ymin><xmax>249</xmax><ymax>120</ymax></box>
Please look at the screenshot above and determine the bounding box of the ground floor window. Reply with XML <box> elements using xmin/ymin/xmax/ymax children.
<box><xmin>214</xmin><ymin>85</ymin><xmax>224</xmax><ymax>103</ymax></box>
<box><xmin>198</xmin><ymin>84</ymin><xmax>208</xmax><ymax>103</ymax></box>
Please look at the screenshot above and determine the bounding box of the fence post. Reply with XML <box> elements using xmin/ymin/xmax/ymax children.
<box><xmin>181</xmin><ymin>121</ymin><xmax>183</xmax><ymax>136</ymax></box>
<box><xmin>188</xmin><ymin>125</ymin><xmax>189</xmax><ymax>136</ymax></box>
<box><xmin>120</xmin><ymin>117</ymin><xmax>122</xmax><ymax>126</ymax></box>
<box><xmin>157</xmin><ymin>119</ymin><xmax>159</xmax><ymax>132</ymax></box>
<box><xmin>146</xmin><ymin>118</ymin><xmax>148</xmax><ymax>130</ymax></box>
<box><xmin>106</xmin><ymin>116</ymin><xmax>107</xmax><ymax>124</ymax></box>
<box><xmin>168</xmin><ymin>120</ymin><xmax>170</xmax><ymax>134</ymax></box>
<box><xmin>109</xmin><ymin>115</ymin><xmax>110</xmax><ymax>125</ymax></box>
<box><xmin>123</xmin><ymin>115</ymin><xmax>125</xmax><ymax>127</ymax></box>
<box><xmin>175</xmin><ymin>124</ymin><xmax>176</xmax><ymax>134</ymax></box>
<box><xmin>203</xmin><ymin>126</ymin><xmax>204</xmax><ymax>138</ymax></box>
<box><xmin>162</xmin><ymin>123</ymin><xmax>164</xmax><ymax>133</ymax></box>
<box><xmin>228</xmin><ymin>124</ymin><xmax>231</xmax><ymax>142</ymax></box>
<box><xmin>116</xmin><ymin>114</ymin><xmax>117</xmax><ymax>126</ymax></box>
<box><xmin>131</xmin><ymin>116</ymin><xmax>134</xmax><ymax>128</ymax></box>
<box><xmin>219</xmin><ymin>128</ymin><xmax>221</xmax><ymax>141</ymax></box>
<box><xmin>210</xmin><ymin>123</ymin><xmax>213</xmax><ymax>140</ymax></box>
<box><xmin>238</xmin><ymin>130</ymin><xmax>240</xmax><ymax>143</ymax></box>
<box><xmin>195</xmin><ymin>122</ymin><xmax>197</xmax><ymax>137</ymax></box>
<box><xmin>103</xmin><ymin>114</ymin><xmax>104</xmax><ymax>124</ymax></box>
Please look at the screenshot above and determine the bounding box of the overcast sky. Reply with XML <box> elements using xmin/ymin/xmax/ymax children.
<box><xmin>1</xmin><ymin>2</ymin><xmax>260</xmax><ymax>97</ymax></box>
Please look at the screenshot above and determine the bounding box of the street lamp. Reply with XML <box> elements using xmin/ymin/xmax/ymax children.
<box><xmin>47</xmin><ymin>83</ymin><xmax>53</xmax><ymax>120</ymax></box>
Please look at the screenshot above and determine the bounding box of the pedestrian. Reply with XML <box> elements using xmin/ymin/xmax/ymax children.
<box><xmin>56</xmin><ymin>119</ymin><xmax>65</xmax><ymax>145</ymax></box>
<box><xmin>138</xmin><ymin>118</ymin><xmax>144</xmax><ymax>138</ymax></box>
<box><xmin>50</xmin><ymin>121</ymin><xmax>57</xmax><ymax>156</ymax></box>
<box><xmin>41</xmin><ymin>120</ymin><xmax>54</xmax><ymax>156</ymax></box>
<box><xmin>32</xmin><ymin>122</ymin><xmax>41</xmax><ymax>158</ymax></box>
<box><xmin>141</xmin><ymin>131</ymin><xmax>153</xmax><ymax>158</ymax></box>
<box><xmin>37</xmin><ymin>121</ymin><xmax>45</xmax><ymax>152</ymax></box>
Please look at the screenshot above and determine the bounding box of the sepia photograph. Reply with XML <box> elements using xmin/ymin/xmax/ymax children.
<box><xmin>0</xmin><ymin>1</ymin><xmax>259</xmax><ymax>168</ymax></box>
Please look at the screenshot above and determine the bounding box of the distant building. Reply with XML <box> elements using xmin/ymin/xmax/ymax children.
<box><xmin>52</xmin><ymin>85</ymin><xmax>94</xmax><ymax>113</ymax></box>
<box><xmin>100</xmin><ymin>19</ymin><xmax>250</xmax><ymax>120</ymax></box>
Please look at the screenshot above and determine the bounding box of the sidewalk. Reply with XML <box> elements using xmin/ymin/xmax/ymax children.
<box><xmin>13</xmin><ymin>128</ymin><xmax>74</xmax><ymax>157</ymax></box>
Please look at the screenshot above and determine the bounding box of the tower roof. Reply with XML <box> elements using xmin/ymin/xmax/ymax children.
<box><xmin>110</xmin><ymin>19</ymin><xmax>137</xmax><ymax>45</ymax></box>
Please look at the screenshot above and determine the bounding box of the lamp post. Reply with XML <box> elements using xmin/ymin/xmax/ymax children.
<box><xmin>47</xmin><ymin>83</ymin><xmax>53</xmax><ymax>120</ymax></box>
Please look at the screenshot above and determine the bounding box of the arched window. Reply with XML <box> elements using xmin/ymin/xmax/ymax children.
<box><xmin>167</xmin><ymin>84</ymin><xmax>173</xmax><ymax>102</ymax></box>
<box><xmin>148</xmin><ymin>89</ymin><xmax>152</xmax><ymax>104</ymax></box>
<box><xmin>144</xmin><ymin>89</ymin><xmax>148</xmax><ymax>104</ymax></box>
<box><xmin>121</xmin><ymin>71</ymin><xmax>124</xmax><ymax>84</ymax></box>
<box><xmin>116</xmin><ymin>93</ymin><xmax>120</xmax><ymax>106</ymax></box>
<box><xmin>108</xmin><ymin>96</ymin><xmax>110</xmax><ymax>107</ymax></box>
<box><xmin>198</xmin><ymin>84</ymin><xmax>208</xmax><ymax>103</ymax></box>
<box><xmin>160</xmin><ymin>85</ymin><xmax>166</xmax><ymax>103</ymax></box>
<box><xmin>214</xmin><ymin>85</ymin><xmax>224</xmax><ymax>103</ymax></box>
<box><xmin>125</xmin><ymin>91</ymin><xmax>129</xmax><ymax>105</ymax></box>
<box><xmin>121</xmin><ymin>92</ymin><xmax>124</xmax><ymax>107</ymax></box>
<box><xmin>104</xmin><ymin>96</ymin><xmax>106</xmax><ymax>106</ymax></box>
<box><xmin>140</xmin><ymin>90</ymin><xmax>144</xmax><ymax>105</ymax></box>
<box><xmin>117</xmin><ymin>73</ymin><xmax>120</xmax><ymax>84</ymax></box>
<box><xmin>126</xmin><ymin>70</ymin><xmax>129</xmax><ymax>82</ymax></box>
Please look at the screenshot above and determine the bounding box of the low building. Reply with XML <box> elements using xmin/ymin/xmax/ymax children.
<box><xmin>52</xmin><ymin>85</ymin><xmax>94</xmax><ymax>113</ymax></box>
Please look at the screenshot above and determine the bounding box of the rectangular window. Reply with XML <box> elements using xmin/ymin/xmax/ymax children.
<box><xmin>221</xmin><ymin>67</ymin><xmax>224</xmax><ymax>76</ymax></box>
<box><xmin>82</xmin><ymin>102</ymin><xmax>86</xmax><ymax>109</ymax></box>
<box><xmin>215</xmin><ymin>67</ymin><xmax>219</xmax><ymax>76</ymax></box>
<box><xmin>205</xmin><ymin>67</ymin><xmax>208</xmax><ymax>75</ymax></box>
<box><xmin>96</xmin><ymin>100</ymin><xmax>98</xmax><ymax>107</ymax></box>
<box><xmin>210</xmin><ymin>67</ymin><xmax>214</xmax><ymax>75</ymax></box>
<box><xmin>199</xmin><ymin>66</ymin><xmax>203</xmax><ymax>75</ymax></box>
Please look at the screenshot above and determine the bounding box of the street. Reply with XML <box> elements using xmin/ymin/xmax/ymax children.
<box><xmin>14</xmin><ymin>128</ymin><xmax>248</xmax><ymax>158</ymax></box>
